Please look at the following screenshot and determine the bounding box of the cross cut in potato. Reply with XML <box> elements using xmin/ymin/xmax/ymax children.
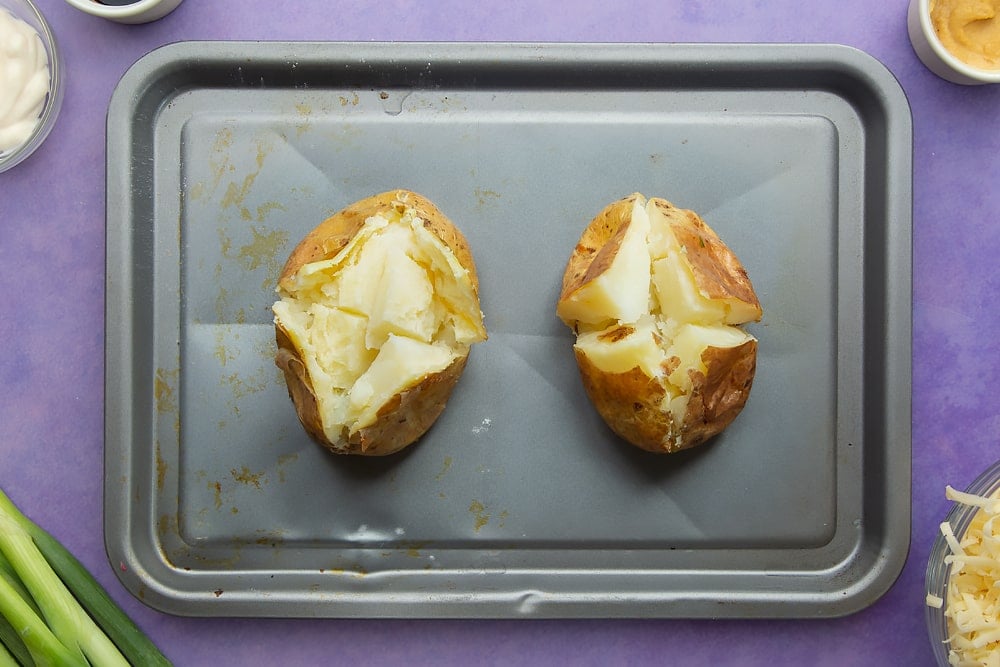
<box><xmin>557</xmin><ymin>193</ymin><xmax>762</xmax><ymax>453</ymax></box>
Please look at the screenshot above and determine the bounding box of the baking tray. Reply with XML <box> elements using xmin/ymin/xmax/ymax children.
<box><xmin>104</xmin><ymin>42</ymin><xmax>912</xmax><ymax>618</ymax></box>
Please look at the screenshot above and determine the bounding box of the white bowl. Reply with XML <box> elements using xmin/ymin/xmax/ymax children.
<box><xmin>907</xmin><ymin>0</ymin><xmax>1000</xmax><ymax>85</ymax></box>
<box><xmin>0</xmin><ymin>0</ymin><xmax>63</xmax><ymax>173</ymax></box>
<box><xmin>63</xmin><ymin>0</ymin><xmax>183</xmax><ymax>24</ymax></box>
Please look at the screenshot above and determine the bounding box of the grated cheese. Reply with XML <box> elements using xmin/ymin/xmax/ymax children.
<box><xmin>932</xmin><ymin>484</ymin><xmax>1000</xmax><ymax>666</ymax></box>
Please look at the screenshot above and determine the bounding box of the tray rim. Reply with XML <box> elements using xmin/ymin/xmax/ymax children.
<box><xmin>104</xmin><ymin>40</ymin><xmax>912</xmax><ymax>619</ymax></box>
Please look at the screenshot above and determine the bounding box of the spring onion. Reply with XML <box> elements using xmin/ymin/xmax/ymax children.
<box><xmin>0</xmin><ymin>486</ymin><xmax>171</xmax><ymax>666</ymax></box>
<box><xmin>0</xmin><ymin>605</ymin><xmax>32</xmax><ymax>667</ymax></box>
<box><xmin>0</xmin><ymin>558</ymin><xmax>35</xmax><ymax>667</ymax></box>
<box><xmin>0</xmin><ymin>641</ymin><xmax>19</xmax><ymax>667</ymax></box>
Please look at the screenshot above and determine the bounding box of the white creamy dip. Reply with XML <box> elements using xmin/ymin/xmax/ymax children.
<box><xmin>0</xmin><ymin>8</ymin><xmax>50</xmax><ymax>155</ymax></box>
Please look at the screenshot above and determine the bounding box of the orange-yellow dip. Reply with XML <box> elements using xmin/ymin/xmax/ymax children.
<box><xmin>931</xmin><ymin>0</ymin><xmax>1000</xmax><ymax>70</ymax></box>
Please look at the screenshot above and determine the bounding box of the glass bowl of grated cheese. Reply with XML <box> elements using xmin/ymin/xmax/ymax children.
<box><xmin>0</xmin><ymin>0</ymin><xmax>63</xmax><ymax>173</ymax></box>
<box><xmin>926</xmin><ymin>460</ymin><xmax>1000</xmax><ymax>666</ymax></box>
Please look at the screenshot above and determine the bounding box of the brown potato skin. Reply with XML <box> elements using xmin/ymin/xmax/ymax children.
<box><xmin>559</xmin><ymin>193</ymin><xmax>643</xmax><ymax>309</ymax></box>
<box><xmin>349</xmin><ymin>357</ymin><xmax>468</xmax><ymax>456</ymax></box>
<box><xmin>560</xmin><ymin>194</ymin><xmax>760</xmax><ymax>454</ymax></box>
<box><xmin>648</xmin><ymin>198</ymin><xmax>762</xmax><ymax>318</ymax></box>
<box><xmin>278</xmin><ymin>189</ymin><xmax>482</xmax><ymax>298</ymax></box>
<box><xmin>559</xmin><ymin>194</ymin><xmax>761</xmax><ymax>323</ymax></box>
<box><xmin>275</xmin><ymin>190</ymin><xmax>481</xmax><ymax>456</ymax></box>
<box><xmin>574</xmin><ymin>340</ymin><xmax>757</xmax><ymax>453</ymax></box>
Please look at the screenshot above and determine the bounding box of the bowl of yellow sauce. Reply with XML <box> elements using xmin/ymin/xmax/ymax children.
<box><xmin>908</xmin><ymin>0</ymin><xmax>1000</xmax><ymax>84</ymax></box>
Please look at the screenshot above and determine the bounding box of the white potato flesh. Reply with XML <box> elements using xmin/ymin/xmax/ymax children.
<box><xmin>645</xmin><ymin>202</ymin><xmax>761</xmax><ymax>327</ymax></box>
<box><xmin>308</xmin><ymin>305</ymin><xmax>375</xmax><ymax>387</ymax></box>
<box><xmin>572</xmin><ymin>198</ymin><xmax>755</xmax><ymax>402</ymax></box>
<box><xmin>412</xmin><ymin>222</ymin><xmax>485</xmax><ymax>346</ymax></box>
<box><xmin>348</xmin><ymin>334</ymin><xmax>457</xmax><ymax>429</ymax></box>
<box><xmin>574</xmin><ymin>315</ymin><xmax>666</xmax><ymax>378</ymax></box>
<box><xmin>365</xmin><ymin>241</ymin><xmax>437</xmax><ymax>349</ymax></box>
<box><xmin>664</xmin><ymin>323</ymin><xmax>753</xmax><ymax>393</ymax></box>
<box><xmin>557</xmin><ymin>197</ymin><xmax>651</xmax><ymax>326</ymax></box>
<box><xmin>652</xmin><ymin>253</ymin><xmax>728</xmax><ymax>325</ymax></box>
<box><xmin>721</xmin><ymin>295</ymin><xmax>765</xmax><ymax>326</ymax></box>
<box><xmin>274</xmin><ymin>208</ymin><xmax>484</xmax><ymax>440</ymax></box>
<box><xmin>334</xmin><ymin>223</ymin><xmax>390</xmax><ymax>317</ymax></box>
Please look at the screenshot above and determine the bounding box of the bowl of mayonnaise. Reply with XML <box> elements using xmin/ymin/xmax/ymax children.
<box><xmin>0</xmin><ymin>0</ymin><xmax>62</xmax><ymax>172</ymax></box>
<box><xmin>908</xmin><ymin>0</ymin><xmax>1000</xmax><ymax>85</ymax></box>
<box><xmin>926</xmin><ymin>460</ymin><xmax>1000</xmax><ymax>666</ymax></box>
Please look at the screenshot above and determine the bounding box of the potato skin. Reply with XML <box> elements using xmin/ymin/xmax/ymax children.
<box><xmin>574</xmin><ymin>340</ymin><xmax>758</xmax><ymax>453</ymax></box>
<box><xmin>559</xmin><ymin>194</ymin><xmax>761</xmax><ymax>324</ymax></box>
<box><xmin>560</xmin><ymin>194</ymin><xmax>760</xmax><ymax>453</ymax></box>
<box><xmin>648</xmin><ymin>197</ymin><xmax>761</xmax><ymax>318</ymax></box>
<box><xmin>348</xmin><ymin>357</ymin><xmax>468</xmax><ymax>456</ymax></box>
<box><xmin>275</xmin><ymin>190</ymin><xmax>481</xmax><ymax>456</ymax></box>
<box><xmin>559</xmin><ymin>193</ymin><xmax>643</xmax><ymax>309</ymax></box>
<box><xmin>278</xmin><ymin>189</ymin><xmax>482</xmax><ymax>297</ymax></box>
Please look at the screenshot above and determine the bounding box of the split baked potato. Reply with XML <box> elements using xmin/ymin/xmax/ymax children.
<box><xmin>557</xmin><ymin>193</ymin><xmax>762</xmax><ymax>454</ymax></box>
<box><xmin>272</xmin><ymin>190</ymin><xmax>487</xmax><ymax>456</ymax></box>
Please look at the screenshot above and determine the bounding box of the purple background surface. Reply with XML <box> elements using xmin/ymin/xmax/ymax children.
<box><xmin>1</xmin><ymin>0</ymin><xmax>997</xmax><ymax>664</ymax></box>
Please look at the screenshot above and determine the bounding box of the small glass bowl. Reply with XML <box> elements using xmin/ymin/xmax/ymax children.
<box><xmin>0</xmin><ymin>0</ymin><xmax>63</xmax><ymax>173</ymax></box>
<box><xmin>907</xmin><ymin>0</ymin><xmax>1000</xmax><ymax>85</ymax></box>
<box><xmin>926</xmin><ymin>460</ymin><xmax>1000</xmax><ymax>666</ymax></box>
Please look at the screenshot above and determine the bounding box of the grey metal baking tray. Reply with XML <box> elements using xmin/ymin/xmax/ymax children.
<box><xmin>104</xmin><ymin>41</ymin><xmax>912</xmax><ymax>618</ymax></box>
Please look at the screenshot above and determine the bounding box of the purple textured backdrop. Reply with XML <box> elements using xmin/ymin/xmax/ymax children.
<box><xmin>2</xmin><ymin>0</ymin><xmax>998</xmax><ymax>664</ymax></box>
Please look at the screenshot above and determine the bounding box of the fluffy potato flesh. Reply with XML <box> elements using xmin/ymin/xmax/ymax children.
<box><xmin>273</xmin><ymin>191</ymin><xmax>486</xmax><ymax>455</ymax></box>
<box><xmin>557</xmin><ymin>194</ymin><xmax>761</xmax><ymax>453</ymax></box>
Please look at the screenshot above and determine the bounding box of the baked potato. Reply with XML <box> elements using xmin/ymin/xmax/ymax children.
<box><xmin>272</xmin><ymin>190</ymin><xmax>487</xmax><ymax>456</ymax></box>
<box><xmin>556</xmin><ymin>193</ymin><xmax>762</xmax><ymax>454</ymax></box>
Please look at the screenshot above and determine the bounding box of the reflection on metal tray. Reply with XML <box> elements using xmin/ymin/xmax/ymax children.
<box><xmin>104</xmin><ymin>41</ymin><xmax>912</xmax><ymax>618</ymax></box>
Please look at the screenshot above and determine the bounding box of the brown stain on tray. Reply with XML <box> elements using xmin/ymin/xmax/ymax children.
<box><xmin>154</xmin><ymin>368</ymin><xmax>182</xmax><ymax>435</ymax></box>
<box><xmin>474</xmin><ymin>187</ymin><xmax>501</xmax><ymax>209</ymax></box>
<box><xmin>320</xmin><ymin>563</ymin><xmax>367</xmax><ymax>577</ymax></box>
<box><xmin>222</xmin><ymin>368</ymin><xmax>267</xmax><ymax>400</ymax></box>
<box><xmin>155</xmin><ymin>442</ymin><xmax>167</xmax><ymax>491</ymax></box>
<box><xmin>404</xmin><ymin>541</ymin><xmax>427</xmax><ymax>558</ymax></box>
<box><xmin>189</xmin><ymin>181</ymin><xmax>205</xmax><ymax>201</ymax></box>
<box><xmin>237</xmin><ymin>226</ymin><xmax>288</xmax><ymax>285</ymax></box>
<box><xmin>378</xmin><ymin>541</ymin><xmax>428</xmax><ymax>559</ymax></box>
<box><xmin>435</xmin><ymin>456</ymin><xmax>453</xmax><ymax>481</ymax></box>
<box><xmin>231</xmin><ymin>465</ymin><xmax>266</xmax><ymax>490</ymax></box>
<box><xmin>211</xmin><ymin>481</ymin><xmax>223</xmax><ymax>510</ymax></box>
<box><xmin>252</xmin><ymin>201</ymin><xmax>286</xmax><ymax>222</ymax></box>
<box><xmin>254</xmin><ymin>528</ymin><xmax>287</xmax><ymax>548</ymax></box>
<box><xmin>217</xmin><ymin>224</ymin><xmax>289</xmax><ymax>295</ymax></box>
<box><xmin>208</xmin><ymin>127</ymin><xmax>235</xmax><ymax>194</ymax></box>
<box><xmin>294</xmin><ymin>102</ymin><xmax>312</xmax><ymax>137</ymax></box>
<box><xmin>156</xmin><ymin>513</ymin><xmax>178</xmax><ymax>541</ymax></box>
<box><xmin>277</xmin><ymin>452</ymin><xmax>299</xmax><ymax>483</ymax></box>
<box><xmin>221</xmin><ymin>175</ymin><xmax>258</xmax><ymax>211</ymax></box>
<box><xmin>469</xmin><ymin>500</ymin><xmax>490</xmax><ymax>532</ymax></box>
<box><xmin>154</xmin><ymin>368</ymin><xmax>179</xmax><ymax>414</ymax></box>
<box><xmin>213</xmin><ymin>325</ymin><xmax>236</xmax><ymax>367</ymax></box>
<box><xmin>219</xmin><ymin>135</ymin><xmax>270</xmax><ymax>211</ymax></box>
<box><xmin>218</xmin><ymin>366</ymin><xmax>269</xmax><ymax>417</ymax></box>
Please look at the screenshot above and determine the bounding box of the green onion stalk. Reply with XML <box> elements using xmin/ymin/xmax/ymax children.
<box><xmin>0</xmin><ymin>486</ymin><xmax>171</xmax><ymax>666</ymax></box>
